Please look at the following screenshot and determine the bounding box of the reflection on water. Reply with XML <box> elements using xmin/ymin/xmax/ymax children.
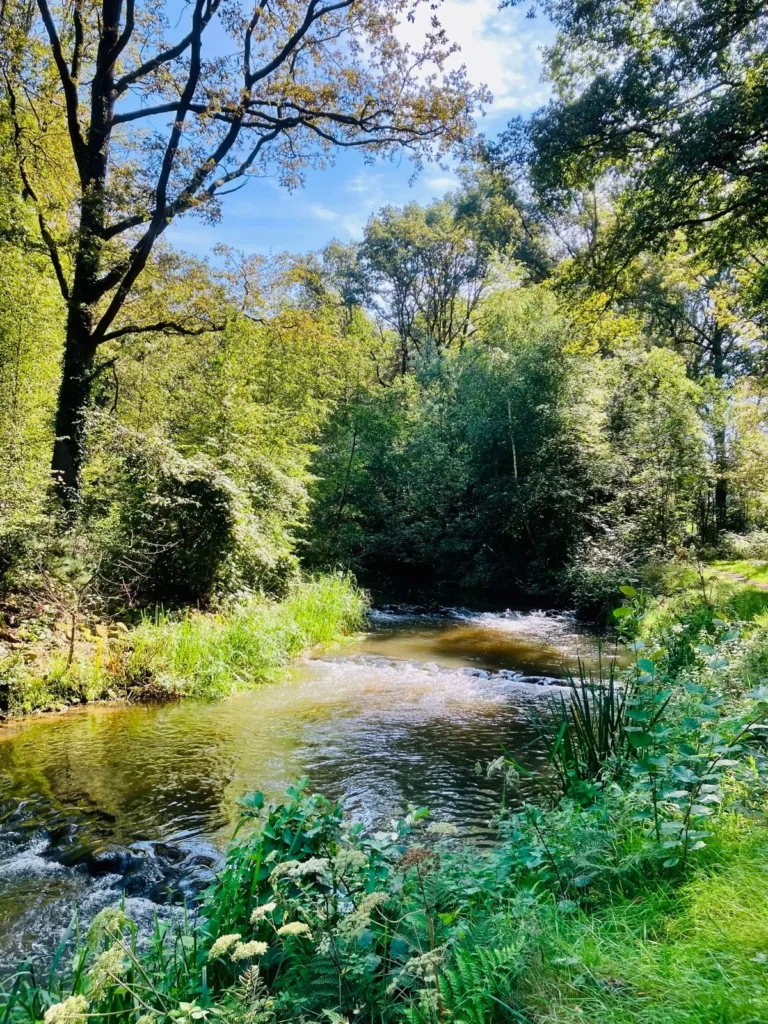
<box><xmin>0</xmin><ymin>608</ymin><xmax>621</xmax><ymax>967</ymax></box>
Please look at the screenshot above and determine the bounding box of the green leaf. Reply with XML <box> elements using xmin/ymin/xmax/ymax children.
<box><xmin>677</xmin><ymin>743</ymin><xmax>698</xmax><ymax>756</ymax></box>
<box><xmin>626</xmin><ymin>709</ymin><xmax>652</xmax><ymax>722</ymax></box>
<box><xmin>620</xmin><ymin>585</ymin><xmax>637</xmax><ymax>598</ymax></box>
<box><xmin>573</xmin><ymin>875</ymin><xmax>593</xmax><ymax>888</ymax></box>
<box><xmin>557</xmin><ymin>900</ymin><xmax>578</xmax><ymax>915</ymax></box>
<box><xmin>637</xmin><ymin>658</ymin><xmax>655</xmax><ymax>674</ymax></box>
<box><xmin>662</xmin><ymin>857</ymin><xmax>679</xmax><ymax>868</ymax></box>
<box><xmin>689</xmin><ymin>804</ymin><xmax>712</xmax><ymax>817</ymax></box>
<box><xmin>627</xmin><ymin>731</ymin><xmax>653</xmax><ymax>748</ymax></box>
<box><xmin>613</xmin><ymin>606</ymin><xmax>633</xmax><ymax>619</ymax></box>
<box><xmin>684</xmin><ymin>682</ymin><xmax>707</xmax><ymax>695</ymax></box>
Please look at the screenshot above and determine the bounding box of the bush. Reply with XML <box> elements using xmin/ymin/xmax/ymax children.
<box><xmin>719</xmin><ymin>530</ymin><xmax>768</xmax><ymax>561</ymax></box>
<box><xmin>81</xmin><ymin>426</ymin><xmax>241</xmax><ymax>605</ymax></box>
<box><xmin>557</xmin><ymin>540</ymin><xmax>638</xmax><ymax>621</ymax></box>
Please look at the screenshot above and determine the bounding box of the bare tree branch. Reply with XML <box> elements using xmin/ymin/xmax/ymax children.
<box><xmin>100</xmin><ymin>318</ymin><xmax>223</xmax><ymax>342</ymax></box>
<box><xmin>4</xmin><ymin>72</ymin><xmax>70</xmax><ymax>301</ymax></box>
<box><xmin>35</xmin><ymin>0</ymin><xmax>85</xmax><ymax>173</ymax></box>
<box><xmin>113</xmin><ymin>0</ymin><xmax>220</xmax><ymax>95</ymax></box>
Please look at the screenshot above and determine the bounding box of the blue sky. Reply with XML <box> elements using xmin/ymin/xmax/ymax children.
<box><xmin>166</xmin><ymin>0</ymin><xmax>555</xmax><ymax>258</ymax></box>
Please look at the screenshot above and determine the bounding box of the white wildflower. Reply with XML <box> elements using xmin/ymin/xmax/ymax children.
<box><xmin>268</xmin><ymin>860</ymin><xmax>300</xmax><ymax>882</ymax></box>
<box><xmin>88</xmin><ymin>944</ymin><xmax>126</xmax><ymax>992</ymax></box>
<box><xmin>277</xmin><ymin>921</ymin><xmax>313</xmax><ymax>939</ymax></box>
<box><xmin>208</xmin><ymin>933</ymin><xmax>241</xmax><ymax>960</ymax></box>
<box><xmin>294</xmin><ymin>857</ymin><xmax>330</xmax><ymax>878</ymax></box>
<box><xmin>270</xmin><ymin>857</ymin><xmax>330</xmax><ymax>883</ymax></box>
<box><xmin>250</xmin><ymin>901</ymin><xmax>277</xmax><ymax>923</ymax></box>
<box><xmin>339</xmin><ymin>891</ymin><xmax>389</xmax><ymax>939</ymax></box>
<box><xmin>86</xmin><ymin>907</ymin><xmax>130</xmax><ymax>947</ymax></box>
<box><xmin>426</xmin><ymin>822</ymin><xmax>460</xmax><ymax>837</ymax></box>
<box><xmin>43</xmin><ymin>996</ymin><xmax>89</xmax><ymax>1024</ymax></box>
<box><xmin>332</xmin><ymin>849</ymin><xmax>368</xmax><ymax>874</ymax></box>
<box><xmin>231</xmin><ymin>940</ymin><xmax>269</xmax><ymax>961</ymax></box>
<box><xmin>403</xmin><ymin>946</ymin><xmax>446</xmax><ymax>981</ymax></box>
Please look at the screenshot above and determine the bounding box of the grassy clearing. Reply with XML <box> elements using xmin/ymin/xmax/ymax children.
<box><xmin>637</xmin><ymin>563</ymin><xmax>768</xmax><ymax>647</ymax></box>
<box><xmin>0</xmin><ymin>574</ymin><xmax>368</xmax><ymax>714</ymax></box>
<box><xmin>522</xmin><ymin>824</ymin><xmax>768</xmax><ymax>1024</ymax></box>
<box><xmin>711</xmin><ymin>558</ymin><xmax>768</xmax><ymax>586</ymax></box>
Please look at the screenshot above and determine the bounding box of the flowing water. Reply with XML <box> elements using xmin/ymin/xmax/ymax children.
<box><xmin>0</xmin><ymin>607</ymin><xmax>620</xmax><ymax>970</ymax></box>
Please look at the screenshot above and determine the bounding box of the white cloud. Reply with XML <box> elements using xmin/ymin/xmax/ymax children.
<box><xmin>425</xmin><ymin>175</ymin><xmax>459</xmax><ymax>192</ymax></box>
<box><xmin>398</xmin><ymin>0</ymin><xmax>553</xmax><ymax>115</ymax></box>
<box><xmin>309</xmin><ymin>204</ymin><xmax>339</xmax><ymax>221</ymax></box>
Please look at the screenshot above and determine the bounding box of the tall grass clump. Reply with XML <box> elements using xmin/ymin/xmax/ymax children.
<box><xmin>126</xmin><ymin>573</ymin><xmax>368</xmax><ymax>699</ymax></box>
<box><xmin>1</xmin><ymin>573</ymin><xmax>368</xmax><ymax>712</ymax></box>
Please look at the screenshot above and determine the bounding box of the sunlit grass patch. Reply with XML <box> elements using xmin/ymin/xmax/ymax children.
<box><xmin>711</xmin><ymin>559</ymin><xmax>768</xmax><ymax>586</ymax></box>
<box><xmin>1</xmin><ymin>574</ymin><xmax>368</xmax><ymax>712</ymax></box>
<box><xmin>125</xmin><ymin>572</ymin><xmax>368</xmax><ymax>699</ymax></box>
<box><xmin>524</xmin><ymin>827</ymin><xmax>768</xmax><ymax>1024</ymax></box>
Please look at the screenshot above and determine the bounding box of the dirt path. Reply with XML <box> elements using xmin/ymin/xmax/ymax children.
<box><xmin>709</xmin><ymin>569</ymin><xmax>768</xmax><ymax>592</ymax></box>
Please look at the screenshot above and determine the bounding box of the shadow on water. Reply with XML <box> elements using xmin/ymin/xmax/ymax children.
<box><xmin>0</xmin><ymin>606</ymin><xmax>622</xmax><ymax>968</ymax></box>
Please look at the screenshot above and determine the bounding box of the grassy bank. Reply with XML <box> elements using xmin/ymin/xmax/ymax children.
<box><xmin>0</xmin><ymin>574</ymin><xmax>368</xmax><ymax>715</ymax></box>
<box><xmin>3</xmin><ymin>586</ymin><xmax>768</xmax><ymax>1024</ymax></box>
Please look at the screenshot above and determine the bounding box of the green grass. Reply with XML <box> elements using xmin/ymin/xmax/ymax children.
<box><xmin>1</xmin><ymin>573</ymin><xmax>368</xmax><ymax>712</ymax></box>
<box><xmin>521</xmin><ymin>823</ymin><xmax>768</xmax><ymax>1024</ymax></box>
<box><xmin>638</xmin><ymin>570</ymin><xmax>768</xmax><ymax>646</ymax></box>
<box><xmin>126</xmin><ymin>572</ymin><xmax>368</xmax><ymax>698</ymax></box>
<box><xmin>711</xmin><ymin>559</ymin><xmax>768</xmax><ymax>586</ymax></box>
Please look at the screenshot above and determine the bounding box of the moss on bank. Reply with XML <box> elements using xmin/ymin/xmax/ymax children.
<box><xmin>0</xmin><ymin>574</ymin><xmax>368</xmax><ymax>715</ymax></box>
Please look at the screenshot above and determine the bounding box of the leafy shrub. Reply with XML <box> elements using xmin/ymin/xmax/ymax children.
<box><xmin>82</xmin><ymin>425</ymin><xmax>241</xmax><ymax>605</ymax></box>
<box><xmin>558</xmin><ymin>541</ymin><xmax>638</xmax><ymax>622</ymax></box>
<box><xmin>719</xmin><ymin>530</ymin><xmax>768</xmax><ymax>561</ymax></box>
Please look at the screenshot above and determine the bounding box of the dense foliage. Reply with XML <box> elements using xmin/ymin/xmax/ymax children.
<box><xmin>5</xmin><ymin>593</ymin><xmax>768</xmax><ymax>1023</ymax></box>
<box><xmin>2</xmin><ymin>0</ymin><xmax>768</xmax><ymax>611</ymax></box>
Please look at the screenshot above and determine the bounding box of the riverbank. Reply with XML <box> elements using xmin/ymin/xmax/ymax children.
<box><xmin>2</xmin><ymin>587</ymin><xmax>768</xmax><ymax>1022</ymax></box>
<box><xmin>0</xmin><ymin>574</ymin><xmax>368</xmax><ymax>716</ymax></box>
<box><xmin>3</xmin><ymin>598</ymin><xmax>765</xmax><ymax>1024</ymax></box>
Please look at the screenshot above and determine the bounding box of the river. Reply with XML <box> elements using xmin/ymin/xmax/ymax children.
<box><xmin>0</xmin><ymin>607</ymin><xmax>619</xmax><ymax>970</ymax></box>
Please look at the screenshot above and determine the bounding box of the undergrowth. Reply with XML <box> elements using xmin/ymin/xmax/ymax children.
<box><xmin>3</xmin><ymin>589</ymin><xmax>768</xmax><ymax>1023</ymax></box>
<box><xmin>0</xmin><ymin>574</ymin><xmax>367</xmax><ymax>713</ymax></box>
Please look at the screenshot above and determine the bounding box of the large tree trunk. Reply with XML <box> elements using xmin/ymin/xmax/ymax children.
<box><xmin>51</xmin><ymin>304</ymin><xmax>97</xmax><ymax>507</ymax></box>
<box><xmin>711</xmin><ymin>325</ymin><xmax>728</xmax><ymax>538</ymax></box>
<box><xmin>49</xmin><ymin>0</ymin><xmax>120</xmax><ymax>510</ymax></box>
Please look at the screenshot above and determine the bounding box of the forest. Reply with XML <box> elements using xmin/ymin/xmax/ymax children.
<box><xmin>1</xmin><ymin>0</ymin><xmax>768</xmax><ymax>1022</ymax></box>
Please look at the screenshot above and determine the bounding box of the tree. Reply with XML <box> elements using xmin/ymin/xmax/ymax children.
<box><xmin>1</xmin><ymin>0</ymin><xmax>483</xmax><ymax>508</ymax></box>
<box><xmin>324</xmin><ymin>185</ymin><xmax>534</xmax><ymax>377</ymax></box>
<box><xmin>508</xmin><ymin>0</ymin><xmax>768</xmax><ymax>282</ymax></box>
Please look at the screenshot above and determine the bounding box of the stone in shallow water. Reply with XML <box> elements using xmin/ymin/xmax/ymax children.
<box><xmin>85</xmin><ymin>844</ymin><xmax>136</xmax><ymax>877</ymax></box>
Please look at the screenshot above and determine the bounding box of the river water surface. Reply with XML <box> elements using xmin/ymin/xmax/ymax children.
<box><xmin>0</xmin><ymin>608</ymin><xmax>619</xmax><ymax>969</ymax></box>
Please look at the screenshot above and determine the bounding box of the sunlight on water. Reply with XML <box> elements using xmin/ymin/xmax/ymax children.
<box><xmin>0</xmin><ymin>608</ymin><xmax>622</xmax><ymax>968</ymax></box>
